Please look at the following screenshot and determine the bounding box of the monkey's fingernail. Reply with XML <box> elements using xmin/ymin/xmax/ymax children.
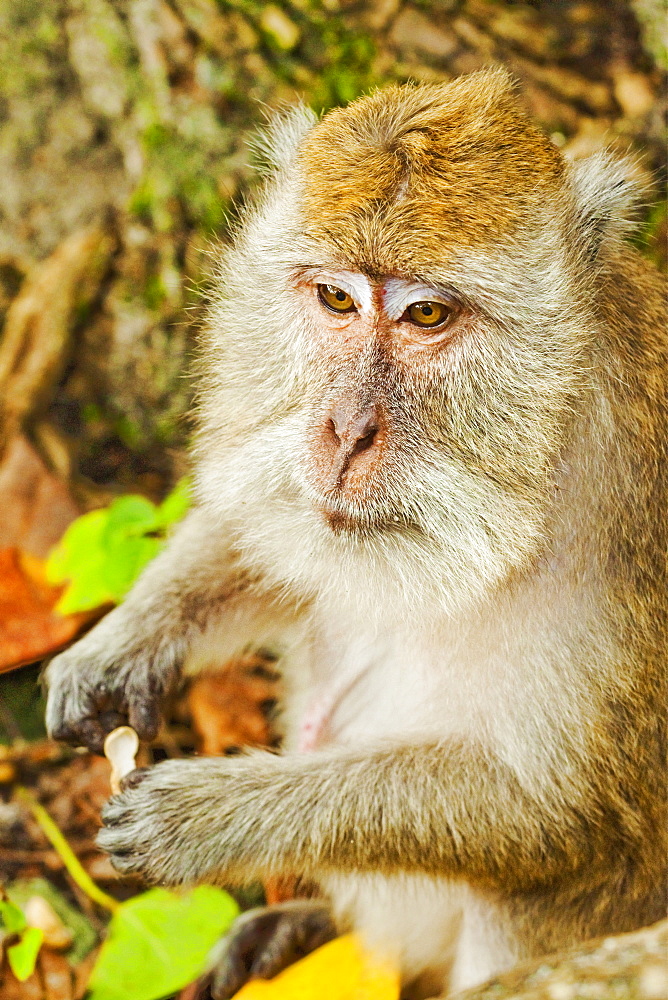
<box><xmin>120</xmin><ymin>767</ymin><xmax>150</xmax><ymax>790</ymax></box>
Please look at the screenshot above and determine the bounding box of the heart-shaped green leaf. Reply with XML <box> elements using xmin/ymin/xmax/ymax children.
<box><xmin>87</xmin><ymin>886</ymin><xmax>239</xmax><ymax>1000</ymax></box>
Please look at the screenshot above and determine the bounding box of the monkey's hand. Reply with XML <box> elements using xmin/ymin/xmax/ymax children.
<box><xmin>44</xmin><ymin>604</ymin><xmax>186</xmax><ymax>754</ymax></box>
<box><xmin>98</xmin><ymin>755</ymin><xmax>297</xmax><ymax>885</ymax></box>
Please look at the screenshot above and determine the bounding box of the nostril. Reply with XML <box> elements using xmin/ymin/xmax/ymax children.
<box><xmin>350</xmin><ymin>426</ymin><xmax>378</xmax><ymax>459</ymax></box>
<box><xmin>320</xmin><ymin>402</ymin><xmax>382</xmax><ymax>481</ymax></box>
<box><xmin>325</xmin><ymin>418</ymin><xmax>340</xmax><ymax>446</ymax></box>
<box><xmin>349</xmin><ymin>406</ymin><xmax>379</xmax><ymax>451</ymax></box>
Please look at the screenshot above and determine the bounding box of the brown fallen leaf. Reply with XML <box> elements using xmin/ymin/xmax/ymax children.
<box><xmin>72</xmin><ymin>947</ymin><xmax>99</xmax><ymax>1000</ymax></box>
<box><xmin>0</xmin><ymin>548</ymin><xmax>103</xmax><ymax>673</ymax></box>
<box><xmin>187</xmin><ymin>654</ymin><xmax>281</xmax><ymax>756</ymax></box>
<box><xmin>186</xmin><ymin>656</ymin><xmax>294</xmax><ymax>908</ymax></box>
<box><xmin>0</xmin><ymin>436</ymin><xmax>79</xmax><ymax>558</ymax></box>
<box><xmin>37</xmin><ymin>948</ymin><xmax>74</xmax><ymax>1000</ymax></box>
<box><xmin>264</xmin><ymin>876</ymin><xmax>297</xmax><ymax>906</ymax></box>
<box><xmin>0</xmin><ymin>958</ymin><xmax>43</xmax><ymax>1000</ymax></box>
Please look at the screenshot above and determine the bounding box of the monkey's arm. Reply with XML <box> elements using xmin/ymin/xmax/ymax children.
<box><xmin>99</xmin><ymin>740</ymin><xmax>621</xmax><ymax>893</ymax></box>
<box><xmin>45</xmin><ymin>507</ymin><xmax>274</xmax><ymax>753</ymax></box>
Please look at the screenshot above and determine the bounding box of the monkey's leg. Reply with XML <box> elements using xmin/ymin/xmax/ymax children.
<box><xmin>199</xmin><ymin>901</ymin><xmax>336</xmax><ymax>1000</ymax></box>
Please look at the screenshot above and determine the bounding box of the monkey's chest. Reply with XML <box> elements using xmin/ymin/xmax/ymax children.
<box><xmin>296</xmin><ymin>622</ymin><xmax>476</xmax><ymax>751</ymax></box>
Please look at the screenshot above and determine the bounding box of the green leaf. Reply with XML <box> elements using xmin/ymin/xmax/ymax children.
<box><xmin>103</xmin><ymin>495</ymin><xmax>160</xmax><ymax>542</ymax></box>
<box><xmin>0</xmin><ymin>898</ymin><xmax>26</xmax><ymax>934</ymax></box>
<box><xmin>46</xmin><ymin>509</ymin><xmax>108</xmax><ymax>587</ymax></box>
<box><xmin>155</xmin><ymin>477</ymin><xmax>191</xmax><ymax>528</ymax></box>
<box><xmin>100</xmin><ymin>535</ymin><xmax>163</xmax><ymax>599</ymax></box>
<box><xmin>87</xmin><ymin>886</ymin><xmax>239</xmax><ymax>1000</ymax></box>
<box><xmin>45</xmin><ymin>482</ymin><xmax>191</xmax><ymax>615</ymax></box>
<box><xmin>53</xmin><ymin>563</ymin><xmax>115</xmax><ymax>615</ymax></box>
<box><xmin>7</xmin><ymin>926</ymin><xmax>43</xmax><ymax>981</ymax></box>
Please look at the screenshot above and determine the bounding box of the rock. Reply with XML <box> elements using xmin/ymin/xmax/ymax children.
<box><xmin>364</xmin><ymin>0</ymin><xmax>401</xmax><ymax>32</ymax></box>
<box><xmin>174</xmin><ymin>0</ymin><xmax>258</xmax><ymax>57</ymax></box>
<box><xmin>0</xmin><ymin>227</ymin><xmax>116</xmax><ymax>451</ymax></box>
<box><xmin>613</xmin><ymin>69</ymin><xmax>656</xmax><ymax>117</ymax></box>
<box><xmin>453</xmin><ymin>919</ymin><xmax>668</xmax><ymax>1000</ymax></box>
<box><xmin>66</xmin><ymin>0</ymin><xmax>129</xmax><ymax>119</ymax></box>
<box><xmin>484</xmin><ymin>5</ymin><xmax>561</xmax><ymax>59</ymax></box>
<box><xmin>631</xmin><ymin>0</ymin><xmax>667</xmax><ymax>69</ymax></box>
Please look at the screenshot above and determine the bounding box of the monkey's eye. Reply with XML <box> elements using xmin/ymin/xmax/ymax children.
<box><xmin>318</xmin><ymin>284</ymin><xmax>357</xmax><ymax>314</ymax></box>
<box><xmin>404</xmin><ymin>301</ymin><xmax>451</xmax><ymax>328</ymax></box>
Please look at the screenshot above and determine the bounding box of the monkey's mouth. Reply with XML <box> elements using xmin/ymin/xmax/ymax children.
<box><xmin>322</xmin><ymin>508</ymin><xmax>369</xmax><ymax>534</ymax></box>
<box><xmin>317</xmin><ymin>500</ymin><xmax>410</xmax><ymax>537</ymax></box>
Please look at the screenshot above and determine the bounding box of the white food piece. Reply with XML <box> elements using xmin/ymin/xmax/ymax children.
<box><xmin>104</xmin><ymin>726</ymin><xmax>139</xmax><ymax>794</ymax></box>
<box><xmin>24</xmin><ymin>895</ymin><xmax>73</xmax><ymax>950</ymax></box>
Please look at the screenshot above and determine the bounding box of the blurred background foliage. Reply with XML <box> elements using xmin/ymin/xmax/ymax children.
<box><xmin>0</xmin><ymin>0</ymin><xmax>665</xmax><ymax>507</ymax></box>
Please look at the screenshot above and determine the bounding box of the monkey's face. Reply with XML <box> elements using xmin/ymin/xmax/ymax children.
<box><xmin>201</xmin><ymin>238</ymin><xmax>586</xmax><ymax>615</ymax></box>
<box><xmin>286</xmin><ymin>245</ymin><xmax>586</xmax><ymax>553</ymax></box>
<box><xmin>294</xmin><ymin>268</ymin><xmax>468</xmax><ymax>534</ymax></box>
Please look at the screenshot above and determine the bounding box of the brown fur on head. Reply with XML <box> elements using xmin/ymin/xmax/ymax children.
<box><xmin>299</xmin><ymin>68</ymin><xmax>564</xmax><ymax>270</ymax></box>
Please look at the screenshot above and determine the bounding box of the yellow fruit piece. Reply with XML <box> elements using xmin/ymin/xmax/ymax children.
<box><xmin>231</xmin><ymin>933</ymin><xmax>400</xmax><ymax>1000</ymax></box>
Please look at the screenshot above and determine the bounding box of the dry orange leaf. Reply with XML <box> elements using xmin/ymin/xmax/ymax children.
<box><xmin>230</xmin><ymin>934</ymin><xmax>400</xmax><ymax>1000</ymax></box>
<box><xmin>0</xmin><ymin>547</ymin><xmax>101</xmax><ymax>673</ymax></box>
<box><xmin>263</xmin><ymin>876</ymin><xmax>297</xmax><ymax>907</ymax></box>
<box><xmin>186</xmin><ymin>659</ymin><xmax>288</xmax><ymax>908</ymax></box>
<box><xmin>187</xmin><ymin>655</ymin><xmax>280</xmax><ymax>755</ymax></box>
<box><xmin>0</xmin><ymin>435</ymin><xmax>79</xmax><ymax>558</ymax></box>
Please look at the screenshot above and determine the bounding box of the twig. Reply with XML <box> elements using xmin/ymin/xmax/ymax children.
<box><xmin>14</xmin><ymin>787</ymin><xmax>118</xmax><ymax>913</ymax></box>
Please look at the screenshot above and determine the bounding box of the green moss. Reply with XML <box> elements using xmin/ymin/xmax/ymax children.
<box><xmin>115</xmin><ymin>414</ymin><xmax>144</xmax><ymax>450</ymax></box>
<box><xmin>82</xmin><ymin>402</ymin><xmax>103</xmax><ymax>424</ymax></box>
<box><xmin>233</xmin><ymin>0</ymin><xmax>382</xmax><ymax>110</ymax></box>
<box><xmin>119</xmin><ymin>1</ymin><xmax>382</xmax><ymax>242</ymax></box>
<box><xmin>0</xmin><ymin>0</ymin><xmax>65</xmax><ymax>97</ymax></box>
<box><xmin>311</xmin><ymin>32</ymin><xmax>378</xmax><ymax>109</ymax></box>
<box><xmin>142</xmin><ymin>273</ymin><xmax>167</xmax><ymax>311</ymax></box>
<box><xmin>128</xmin><ymin>114</ymin><xmax>230</xmax><ymax>233</ymax></box>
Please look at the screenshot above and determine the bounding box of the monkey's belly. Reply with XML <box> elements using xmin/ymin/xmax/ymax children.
<box><xmin>295</xmin><ymin>620</ymin><xmax>480</xmax><ymax>752</ymax></box>
<box><xmin>321</xmin><ymin>872</ymin><xmax>516</xmax><ymax>996</ymax></box>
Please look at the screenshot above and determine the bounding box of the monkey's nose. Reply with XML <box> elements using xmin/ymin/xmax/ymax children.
<box><xmin>328</xmin><ymin>403</ymin><xmax>379</xmax><ymax>454</ymax></box>
<box><xmin>321</xmin><ymin>402</ymin><xmax>382</xmax><ymax>487</ymax></box>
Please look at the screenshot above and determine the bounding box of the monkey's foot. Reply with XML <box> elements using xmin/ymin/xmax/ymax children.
<box><xmin>199</xmin><ymin>901</ymin><xmax>336</xmax><ymax>1000</ymax></box>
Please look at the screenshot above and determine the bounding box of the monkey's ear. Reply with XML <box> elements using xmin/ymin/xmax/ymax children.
<box><xmin>252</xmin><ymin>104</ymin><xmax>319</xmax><ymax>173</ymax></box>
<box><xmin>567</xmin><ymin>151</ymin><xmax>645</xmax><ymax>252</ymax></box>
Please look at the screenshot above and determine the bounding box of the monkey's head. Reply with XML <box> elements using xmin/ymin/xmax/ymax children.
<box><xmin>198</xmin><ymin>69</ymin><xmax>640</xmax><ymax>617</ymax></box>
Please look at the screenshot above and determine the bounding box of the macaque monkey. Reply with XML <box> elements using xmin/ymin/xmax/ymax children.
<box><xmin>45</xmin><ymin>69</ymin><xmax>667</xmax><ymax>998</ymax></box>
